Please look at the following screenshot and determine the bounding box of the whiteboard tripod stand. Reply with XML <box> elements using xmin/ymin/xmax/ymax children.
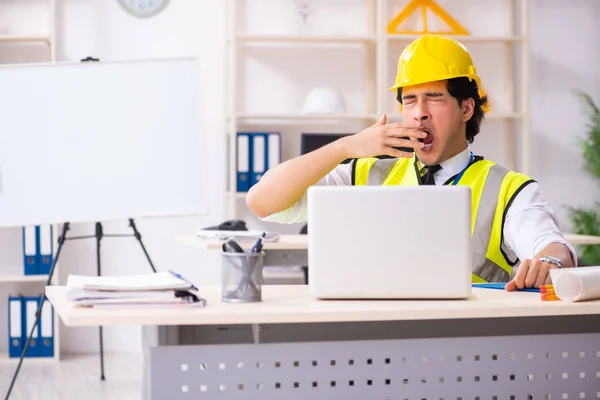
<box><xmin>5</xmin><ymin>219</ymin><xmax>157</xmax><ymax>400</ymax></box>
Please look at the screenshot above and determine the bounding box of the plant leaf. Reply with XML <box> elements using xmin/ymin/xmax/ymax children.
<box><xmin>573</xmin><ymin>90</ymin><xmax>600</xmax><ymax>182</ymax></box>
<box><xmin>566</xmin><ymin>206</ymin><xmax>600</xmax><ymax>265</ymax></box>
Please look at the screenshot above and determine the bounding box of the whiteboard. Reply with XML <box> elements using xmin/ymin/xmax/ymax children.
<box><xmin>0</xmin><ymin>57</ymin><xmax>208</xmax><ymax>227</ymax></box>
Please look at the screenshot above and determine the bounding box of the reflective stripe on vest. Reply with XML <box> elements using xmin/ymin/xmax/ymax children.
<box><xmin>353</xmin><ymin>156</ymin><xmax>532</xmax><ymax>283</ymax></box>
<box><xmin>471</xmin><ymin>164</ymin><xmax>510</xmax><ymax>282</ymax></box>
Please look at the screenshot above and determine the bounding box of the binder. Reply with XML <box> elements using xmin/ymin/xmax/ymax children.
<box><xmin>8</xmin><ymin>296</ymin><xmax>23</xmax><ymax>358</ymax></box>
<box><xmin>237</xmin><ymin>131</ymin><xmax>281</xmax><ymax>190</ymax></box>
<box><xmin>250</xmin><ymin>133</ymin><xmax>266</xmax><ymax>187</ymax></box>
<box><xmin>236</xmin><ymin>133</ymin><xmax>250</xmax><ymax>192</ymax></box>
<box><xmin>38</xmin><ymin>225</ymin><xmax>53</xmax><ymax>275</ymax></box>
<box><xmin>22</xmin><ymin>226</ymin><xmax>38</xmax><ymax>275</ymax></box>
<box><xmin>39</xmin><ymin>299</ymin><xmax>54</xmax><ymax>357</ymax></box>
<box><xmin>267</xmin><ymin>132</ymin><xmax>281</xmax><ymax>169</ymax></box>
<box><xmin>24</xmin><ymin>297</ymin><xmax>40</xmax><ymax>357</ymax></box>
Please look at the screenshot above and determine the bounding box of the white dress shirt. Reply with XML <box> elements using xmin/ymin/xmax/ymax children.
<box><xmin>261</xmin><ymin>146</ymin><xmax>577</xmax><ymax>265</ymax></box>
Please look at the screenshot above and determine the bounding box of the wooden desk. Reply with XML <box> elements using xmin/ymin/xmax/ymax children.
<box><xmin>564</xmin><ymin>233</ymin><xmax>600</xmax><ymax>245</ymax></box>
<box><xmin>45</xmin><ymin>285</ymin><xmax>600</xmax><ymax>327</ymax></box>
<box><xmin>176</xmin><ymin>233</ymin><xmax>600</xmax><ymax>271</ymax></box>
<box><xmin>176</xmin><ymin>234</ymin><xmax>309</xmax><ymax>267</ymax></box>
<box><xmin>175</xmin><ymin>234</ymin><xmax>308</xmax><ymax>251</ymax></box>
<box><xmin>46</xmin><ymin>285</ymin><xmax>600</xmax><ymax>400</ymax></box>
<box><xmin>178</xmin><ymin>232</ymin><xmax>600</xmax><ymax>250</ymax></box>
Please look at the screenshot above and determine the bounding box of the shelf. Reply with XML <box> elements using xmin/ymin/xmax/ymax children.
<box><xmin>376</xmin><ymin>113</ymin><xmax>524</xmax><ymax>126</ymax></box>
<box><xmin>0</xmin><ymin>352</ymin><xmax>57</xmax><ymax>364</ymax></box>
<box><xmin>237</xmin><ymin>113</ymin><xmax>521</xmax><ymax>122</ymax></box>
<box><xmin>486</xmin><ymin>113</ymin><xmax>524</xmax><ymax>120</ymax></box>
<box><xmin>236</xmin><ymin>113</ymin><xmax>378</xmax><ymax>122</ymax></box>
<box><xmin>0</xmin><ymin>35</ymin><xmax>52</xmax><ymax>43</ymax></box>
<box><xmin>0</xmin><ymin>274</ymin><xmax>49</xmax><ymax>283</ymax></box>
<box><xmin>386</xmin><ymin>35</ymin><xmax>524</xmax><ymax>43</ymax></box>
<box><xmin>231</xmin><ymin>192</ymin><xmax>248</xmax><ymax>199</ymax></box>
<box><xmin>236</xmin><ymin>35</ymin><xmax>377</xmax><ymax>44</ymax></box>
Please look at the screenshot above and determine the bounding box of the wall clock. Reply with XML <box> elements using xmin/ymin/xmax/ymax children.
<box><xmin>117</xmin><ymin>0</ymin><xmax>171</xmax><ymax>18</ymax></box>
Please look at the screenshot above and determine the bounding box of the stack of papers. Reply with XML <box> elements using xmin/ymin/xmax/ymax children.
<box><xmin>197</xmin><ymin>229</ymin><xmax>280</xmax><ymax>242</ymax></box>
<box><xmin>66</xmin><ymin>271</ymin><xmax>206</xmax><ymax>307</ymax></box>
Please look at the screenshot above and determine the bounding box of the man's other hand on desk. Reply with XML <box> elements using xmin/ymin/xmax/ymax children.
<box><xmin>505</xmin><ymin>258</ymin><xmax>555</xmax><ymax>291</ymax></box>
<box><xmin>505</xmin><ymin>243</ymin><xmax>575</xmax><ymax>291</ymax></box>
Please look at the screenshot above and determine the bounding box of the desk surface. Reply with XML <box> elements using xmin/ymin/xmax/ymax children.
<box><xmin>46</xmin><ymin>285</ymin><xmax>600</xmax><ymax>327</ymax></box>
<box><xmin>177</xmin><ymin>233</ymin><xmax>600</xmax><ymax>251</ymax></box>
<box><xmin>565</xmin><ymin>233</ymin><xmax>600</xmax><ymax>245</ymax></box>
<box><xmin>176</xmin><ymin>234</ymin><xmax>309</xmax><ymax>251</ymax></box>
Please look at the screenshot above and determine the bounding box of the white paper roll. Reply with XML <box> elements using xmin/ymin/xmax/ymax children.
<box><xmin>550</xmin><ymin>266</ymin><xmax>600</xmax><ymax>302</ymax></box>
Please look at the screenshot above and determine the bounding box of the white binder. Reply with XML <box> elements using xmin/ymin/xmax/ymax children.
<box><xmin>268</xmin><ymin>133</ymin><xmax>281</xmax><ymax>168</ymax></box>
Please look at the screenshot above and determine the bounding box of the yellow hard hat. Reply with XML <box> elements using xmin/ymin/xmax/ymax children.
<box><xmin>389</xmin><ymin>34</ymin><xmax>486</xmax><ymax>106</ymax></box>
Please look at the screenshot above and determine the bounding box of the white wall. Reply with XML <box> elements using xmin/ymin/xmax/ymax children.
<box><xmin>0</xmin><ymin>0</ymin><xmax>598</xmax><ymax>356</ymax></box>
<box><xmin>528</xmin><ymin>0</ymin><xmax>600</xmax><ymax>233</ymax></box>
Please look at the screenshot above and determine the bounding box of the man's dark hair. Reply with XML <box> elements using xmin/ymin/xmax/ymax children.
<box><xmin>396</xmin><ymin>77</ymin><xmax>488</xmax><ymax>143</ymax></box>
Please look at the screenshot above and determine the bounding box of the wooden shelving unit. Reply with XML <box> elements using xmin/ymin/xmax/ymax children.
<box><xmin>224</xmin><ymin>0</ymin><xmax>529</xmax><ymax>221</ymax></box>
<box><xmin>237</xmin><ymin>34</ymin><xmax>378</xmax><ymax>44</ymax></box>
<box><xmin>0</xmin><ymin>274</ymin><xmax>50</xmax><ymax>284</ymax></box>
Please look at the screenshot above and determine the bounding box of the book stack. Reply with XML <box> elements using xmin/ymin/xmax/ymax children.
<box><xmin>65</xmin><ymin>271</ymin><xmax>206</xmax><ymax>307</ymax></box>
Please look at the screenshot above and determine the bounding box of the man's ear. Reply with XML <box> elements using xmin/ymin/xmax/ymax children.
<box><xmin>461</xmin><ymin>98</ymin><xmax>475</xmax><ymax>122</ymax></box>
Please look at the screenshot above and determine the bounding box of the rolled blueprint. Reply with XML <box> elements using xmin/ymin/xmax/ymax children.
<box><xmin>550</xmin><ymin>266</ymin><xmax>600</xmax><ymax>302</ymax></box>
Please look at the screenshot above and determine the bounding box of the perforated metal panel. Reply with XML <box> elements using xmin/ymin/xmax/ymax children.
<box><xmin>149</xmin><ymin>332</ymin><xmax>600</xmax><ymax>399</ymax></box>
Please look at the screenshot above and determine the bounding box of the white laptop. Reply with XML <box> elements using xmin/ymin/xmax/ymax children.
<box><xmin>306</xmin><ymin>185</ymin><xmax>472</xmax><ymax>299</ymax></box>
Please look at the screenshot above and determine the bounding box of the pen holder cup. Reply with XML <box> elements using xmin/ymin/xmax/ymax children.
<box><xmin>221</xmin><ymin>251</ymin><xmax>264</xmax><ymax>303</ymax></box>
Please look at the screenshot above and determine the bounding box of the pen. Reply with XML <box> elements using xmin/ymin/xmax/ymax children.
<box><xmin>251</xmin><ymin>232</ymin><xmax>266</xmax><ymax>253</ymax></box>
<box><xmin>168</xmin><ymin>270</ymin><xmax>198</xmax><ymax>291</ymax></box>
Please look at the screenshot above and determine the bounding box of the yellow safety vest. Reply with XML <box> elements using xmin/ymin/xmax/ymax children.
<box><xmin>352</xmin><ymin>155</ymin><xmax>535</xmax><ymax>283</ymax></box>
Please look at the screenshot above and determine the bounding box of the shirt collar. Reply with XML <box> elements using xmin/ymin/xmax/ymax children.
<box><xmin>438</xmin><ymin>146</ymin><xmax>472</xmax><ymax>177</ymax></box>
<box><xmin>415</xmin><ymin>145</ymin><xmax>472</xmax><ymax>176</ymax></box>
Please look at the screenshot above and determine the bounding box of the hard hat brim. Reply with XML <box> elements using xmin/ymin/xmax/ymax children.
<box><xmin>388</xmin><ymin>74</ymin><xmax>482</xmax><ymax>92</ymax></box>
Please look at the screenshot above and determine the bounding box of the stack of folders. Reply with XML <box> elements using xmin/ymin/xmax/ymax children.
<box><xmin>65</xmin><ymin>271</ymin><xmax>206</xmax><ymax>307</ymax></box>
<box><xmin>236</xmin><ymin>132</ymin><xmax>281</xmax><ymax>192</ymax></box>
<box><xmin>22</xmin><ymin>225</ymin><xmax>54</xmax><ymax>275</ymax></box>
<box><xmin>8</xmin><ymin>294</ymin><xmax>54</xmax><ymax>358</ymax></box>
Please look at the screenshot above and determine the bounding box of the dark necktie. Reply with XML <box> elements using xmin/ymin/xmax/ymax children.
<box><xmin>421</xmin><ymin>164</ymin><xmax>442</xmax><ymax>185</ymax></box>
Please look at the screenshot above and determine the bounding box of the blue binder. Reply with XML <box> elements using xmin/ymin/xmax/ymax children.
<box><xmin>22</xmin><ymin>226</ymin><xmax>38</xmax><ymax>275</ymax></box>
<box><xmin>37</xmin><ymin>225</ymin><xmax>53</xmax><ymax>275</ymax></box>
<box><xmin>237</xmin><ymin>132</ymin><xmax>281</xmax><ymax>191</ymax></box>
<box><xmin>236</xmin><ymin>133</ymin><xmax>251</xmax><ymax>192</ymax></box>
<box><xmin>8</xmin><ymin>295</ymin><xmax>23</xmax><ymax>358</ymax></box>
<box><xmin>23</xmin><ymin>296</ymin><xmax>40</xmax><ymax>357</ymax></box>
<box><xmin>39</xmin><ymin>298</ymin><xmax>54</xmax><ymax>357</ymax></box>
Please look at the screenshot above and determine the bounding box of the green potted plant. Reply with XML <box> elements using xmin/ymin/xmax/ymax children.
<box><xmin>567</xmin><ymin>90</ymin><xmax>600</xmax><ymax>266</ymax></box>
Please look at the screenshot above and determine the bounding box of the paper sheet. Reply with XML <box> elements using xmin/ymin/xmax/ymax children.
<box><xmin>550</xmin><ymin>266</ymin><xmax>600</xmax><ymax>302</ymax></box>
<box><xmin>196</xmin><ymin>230</ymin><xmax>280</xmax><ymax>242</ymax></box>
<box><xmin>66</xmin><ymin>271</ymin><xmax>193</xmax><ymax>291</ymax></box>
